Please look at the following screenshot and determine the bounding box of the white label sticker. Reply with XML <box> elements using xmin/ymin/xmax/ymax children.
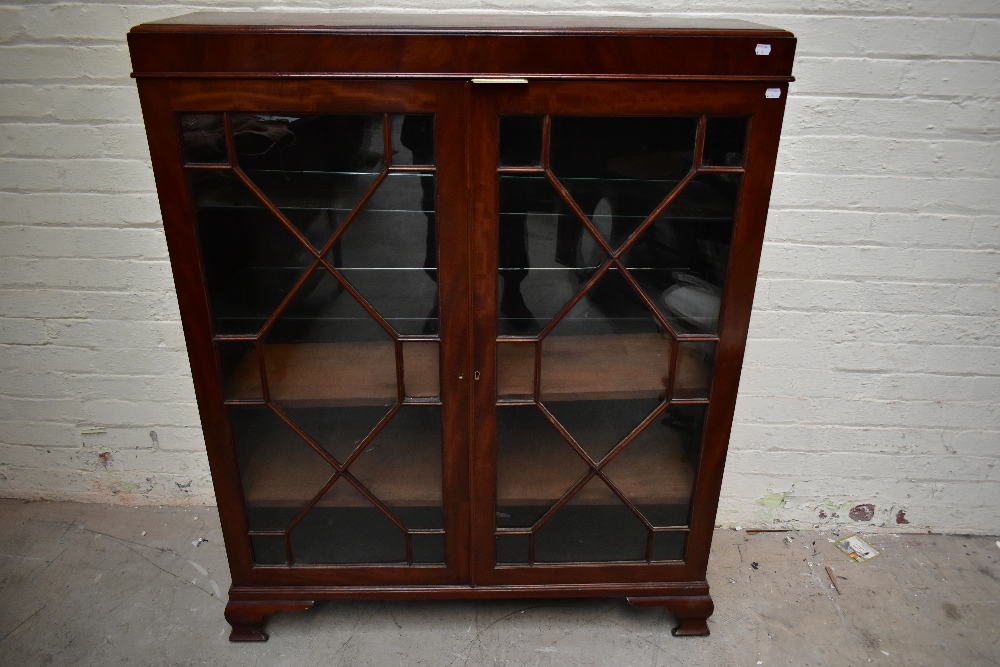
<box><xmin>765</xmin><ymin>88</ymin><xmax>782</xmax><ymax>99</ymax></box>
<box><xmin>756</xmin><ymin>43</ymin><xmax>772</xmax><ymax>56</ymax></box>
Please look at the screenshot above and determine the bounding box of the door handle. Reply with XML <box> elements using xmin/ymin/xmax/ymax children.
<box><xmin>471</xmin><ymin>78</ymin><xmax>529</xmax><ymax>84</ymax></box>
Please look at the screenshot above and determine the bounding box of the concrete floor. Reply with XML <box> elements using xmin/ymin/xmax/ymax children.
<box><xmin>0</xmin><ymin>499</ymin><xmax>997</xmax><ymax>666</ymax></box>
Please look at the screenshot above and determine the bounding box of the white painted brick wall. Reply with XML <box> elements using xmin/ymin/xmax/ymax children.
<box><xmin>0</xmin><ymin>1</ymin><xmax>997</xmax><ymax>533</ymax></box>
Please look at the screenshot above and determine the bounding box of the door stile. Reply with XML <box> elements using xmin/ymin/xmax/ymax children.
<box><xmin>433</xmin><ymin>82</ymin><xmax>474</xmax><ymax>585</ymax></box>
<box><xmin>468</xmin><ymin>85</ymin><xmax>503</xmax><ymax>586</ymax></box>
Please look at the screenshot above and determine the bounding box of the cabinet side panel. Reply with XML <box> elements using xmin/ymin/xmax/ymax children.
<box><xmin>135</xmin><ymin>79</ymin><xmax>256</xmax><ymax>584</ymax></box>
<box><xmin>683</xmin><ymin>86</ymin><xmax>791</xmax><ymax>573</ymax></box>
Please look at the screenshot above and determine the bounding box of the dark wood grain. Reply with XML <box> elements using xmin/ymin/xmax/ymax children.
<box><xmin>130</xmin><ymin>14</ymin><xmax>794</xmax><ymax>639</ymax></box>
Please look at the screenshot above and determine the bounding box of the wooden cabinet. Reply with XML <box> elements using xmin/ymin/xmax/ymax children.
<box><xmin>128</xmin><ymin>13</ymin><xmax>795</xmax><ymax>640</ymax></box>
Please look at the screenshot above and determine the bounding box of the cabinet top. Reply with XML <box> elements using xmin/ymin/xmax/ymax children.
<box><xmin>134</xmin><ymin>11</ymin><xmax>790</xmax><ymax>35</ymax></box>
<box><xmin>128</xmin><ymin>12</ymin><xmax>795</xmax><ymax>80</ymax></box>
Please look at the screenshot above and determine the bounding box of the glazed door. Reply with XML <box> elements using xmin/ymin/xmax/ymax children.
<box><xmin>142</xmin><ymin>80</ymin><xmax>471</xmax><ymax>586</ymax></box>
<box><xmin>469</xmin><ymin>80</ymin><xmax>787</xmax><ymax>585</ymax></box>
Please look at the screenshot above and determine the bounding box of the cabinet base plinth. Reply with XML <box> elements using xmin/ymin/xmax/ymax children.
<box><xmin>626</xmin><ymin>594</ymin><xmax>714</xmax><ymax>637</ymax></box>
<box><xmin>224</xmin><ymin>600</ymin><xmax>315</xmax><ymax>642</ymax></box>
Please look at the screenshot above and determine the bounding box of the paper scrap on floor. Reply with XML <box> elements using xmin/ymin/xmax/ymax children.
<box><xmin>835</xmin><ymin>534</ymin><xmax>880</xmax><ymax>563</ymax></box>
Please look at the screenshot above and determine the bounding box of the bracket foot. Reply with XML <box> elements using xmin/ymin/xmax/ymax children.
<box><xmin>225</xmin><ymin>599</ymin><xmax>314</xmax><ymax>641</ymax></box>
<box><xmin>627</xmin><ymin>594</ymin><xmax>714</xmax><ymax>637</ymax></box>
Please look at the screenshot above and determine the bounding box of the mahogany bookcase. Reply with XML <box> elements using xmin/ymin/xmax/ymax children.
<box><xmin>128</xmin><ymin>13</ymin><xmax>795</xmax><ymax>640</ymax></box>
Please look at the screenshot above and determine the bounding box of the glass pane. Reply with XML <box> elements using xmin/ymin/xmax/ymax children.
<box><xmin>403</xmin><ymin>341</ymin><xmax>439</xmax><ymax>399</ymax></box>
<box><xmin>346</xmin><ymin>406</ymin><xmax>444</xmax><ymax>530</ymax></box>
<box><xmin>496</xmin><ymin>533</ymin><xmax>530</xmax><ymax>564</ymax></box>
<box><xmin>189</xmin><ymin>169</ymin><xmax>312</xmax><ymax>336</ymax></box>
<box><xmin>652</xmin><ymin>532</ymin><xmax>687</xmax><ymax>561</ymax></box>
<box><xmin>540</xmin><ymin>269</ymin><xmax>671</xmax><ymax>404</ymax></box>
<box><xmin>703</xmin><ymin>117</ymin><xmax>748</xmax><ymax>167</ymax></box>
<box><xmin>498</xmin><ymin>174</ymin><xmax>607</xmax><ymax>336</ymax></box>
<box><xmin>674</xmin><ymin>342</ymin><xmax>714</xmax><ymax>400</ymax></box>
<box><xmin>544</xmin><ymin>399</ymin><xmax>660</xmax><ymax>461</ymax></box>
<box><xmin>262</xmin><ymin>267</ymin><xmax>398</xmax><ymax>408</ymax></box>
<box><xmin>216</xmin><ymin>340</ymin><xmax>260</xmax><ymax>401</ymax></box>
<box><xmin>549</xmin><ymin>116</ymin><xmax>698</xmax><ymax>251</ymax></box>
<box><xmin>392</xmin><ymin>114</ymin><xmax>434</xmax><ymax>166</ymax></box>
<box><xmin>280</xmin><ymin>405</ymin><xmax>391</xmax><ymax>465</ymax></box>
<box><xmin>624</xmin><ymin>173</ymin><xmax>740</xmax><ymax>335</ymax></box>
<box><xmin>412</xmin><ymin>533</ymin><xmax>445</xmax><ymax>564</ymax></box>
<box><xmin>250</xmin><ymin>535</ymin><xmax>286</xmax><ymax>565</ymax></box>
<box><xmin>179</xmin><ymin>113</ymin><xmax>226</xmax><ymax>164</ymax></box>
<box><xmin>229</xmin><ymin>405</ymin><xmax>334</xmax><ymax>532</ymax></box>
<box><xmin>331</xmin><ymin>173</ymin><xmax>438</xmax><ymax>336</ymax></box>
<box><xmin>496</xmin><ymin>405</ymin><xmax>590</xmax><ymax>529</ymax></box>
<box><xmin>497</xmin><ymin>341</ymin><xmax>535</xmax><ymax>401</ymax></box>
<box><xmin>233</xmin><ymin>113</ymin><xmax>385</xmax><ymax>251</ymax></box>
<box><xmin>290</xmin><ymin>480</ymin><xmax>406</xmax><ymax>564</ymax></box>
<box><xmin>534</xmin><ymin>476</ymin><xmax>648</xmax><ymax>563</ymax></box>
<box><xmin>499</xmin><ymin>116</ymin><xmax>543</xmax><ymax>167</ymax></box>
<box><xmin>601</xmin><ymin>403</ymin><xmax>705</xmax><ymax>528</ymax></box>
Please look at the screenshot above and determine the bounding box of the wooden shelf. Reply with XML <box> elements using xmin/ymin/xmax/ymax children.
<box><xmin>226</xmin><ymin>333</ymin><xmax>710</xmax><ymax>407</ymax></box>
<box><xmin>239</xmin><ymin>410</ymin><xmax>693</xmax><ymax>508</ymax></box>
<box><xmin>239</xmin><ymin>413</ymin><xmax>442</xmax><ymax>509</ymax></box>
<box><xmin>501</xmin><ymin>333</ymin><xmax>709</xmax><ymax>401</ymax></box>
<box><xmin>497</xmin><ymin>423</ymin><xmax>695</xmax><ymax>507</ymax></box>
<box><xmin>226</xmin><ymin>341</ymin><xmax>439</xmax><ymax>407</ymax></box>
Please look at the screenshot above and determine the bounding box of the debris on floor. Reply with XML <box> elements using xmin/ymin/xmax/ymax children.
<box><xmin>192</xmin><ymin>537</ymin><xmax>208</xmax><ymax>547</ymax></box>
<box><xmin>825</xmin><ymin>566</ymin><xmax>841</xmax><ymax>594</ymax></box>
<box><xmin>746</xmin><ymin>529</ymin><xmax>791</xmax><ymax>534</ymax></box>
<box><xmin>835</xmin><ymin>534</ymin><xmax>880</xmax><ymax>563</ymax></box>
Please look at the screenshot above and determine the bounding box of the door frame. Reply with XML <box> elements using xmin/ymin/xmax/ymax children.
<box><xmin>467</xmin><ymin>79</ymin><xmax>790</xmax><ymax>586</ymax></box>
<box><xmin>137</xmin><ymin>77</ymin><xmax>473</xmax><ymax>587</ymax></box>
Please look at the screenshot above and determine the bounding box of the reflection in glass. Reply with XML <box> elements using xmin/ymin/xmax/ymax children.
<box><xmin>534</xmin><ymin>476</ymin><xmax>648</xmax><ymax>563</ymax></box>
<box><xmin>549</xmin><ymin>116</ymin><xmax>698</xmax><ymax>251</ymax></box>
<box><xmin>703</xmin><ymin>117</ymin><xmax>748</xmax><ymax>167</ymax></box>
<box><xmin>497</xmin><ymin>175</ymin><xmax>606</xmax><ymax>336</ymax></box>
<box><xmin>190</xmin><ymin>169</ymin><xmax>312</xmax><ymax>336</ymax></box>
<box><xmin>179</xmin><ymin>113</ymin><xmax>227</xmax><ymax>164</ymax></box>
<box><xmin>216</xmin><ymin>340</ymin><xmax>261</xmax><ymax>400</ymax></box>
<box><xmin>492</xmin><ymin>114</ymin><xmax>725</xmax><ymax>568</ymax></box>
<box><xmin>233</xmin><ymin>114</ymin><xmax>385</xmax><ymax>251</ymax></box>
<box><xmin>623</xmin><ymin>173</ymin><xmax>739</xmax><ymax>335</ymax></box>
<box><xmin>499</xmin><ymin>116</ymin><xmax>544</xmax><ymax>167</ymax></box>
<box><xmin>392</xmin><ymin>114</ymin><xmax>435</xmax><ymax>166</ymax></box>
<box><xmin>332</xmin><ymin>173</ymin><xmax>438</xmax><ymax>335</ymax></box>
<box><xmin>290</xmin><ymin>480</ymin><xmax>406</xmax><ymax>564</ymax></box>
<box><xmin>262</xmin><ymin>267</ymin><xmax>397</xmax><ymax>408</ymax></box>
<box><xmin>602</xmin><ymin>403</ymin><xmax>705</xmax><ymax>527</ymax></box>
<box><xmin>496</xmin><ymin>406</ymin><xmax>590</xmax><ymax>529</ymax></box>
<box><xmin>229</xmin><ymin>405</ymin><xmax>334</xmax><ymax>532</ymax></box>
